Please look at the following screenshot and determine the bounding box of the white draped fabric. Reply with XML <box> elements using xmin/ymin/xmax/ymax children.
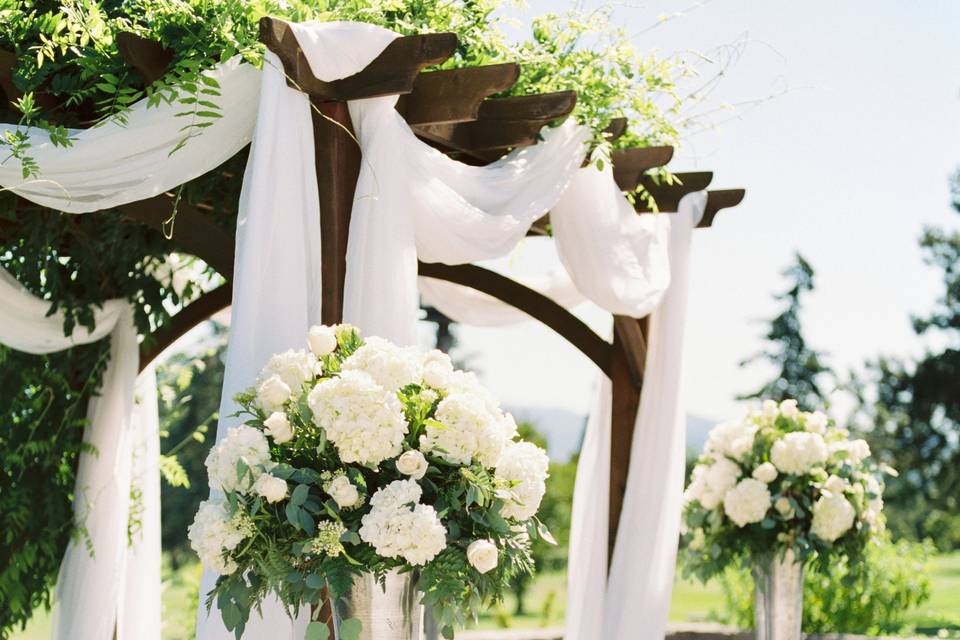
<box><xmin>0</xmin><ymin>269</ymin><xmax>159</xmax><ymax>640</ymax></box>
<box><xmin>603</xmin><ymin>192</ymin><xmax>706</xmax><ymax>640</ymax></box>
<box><xmin>0</xmin><ymin>57</ymin><xmax>259</xmax><ymax>212</ymax></box>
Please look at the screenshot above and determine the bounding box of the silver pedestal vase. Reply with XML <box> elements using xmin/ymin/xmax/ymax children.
<box><xmin>332</xmin><ymin>570</ymin><xmax>424</xmax><ymax>640</ymax></box>
<box><xmin>753</xmin><ymin>550</ymin><xmax>803</xmax><ymax>640</ymax></box>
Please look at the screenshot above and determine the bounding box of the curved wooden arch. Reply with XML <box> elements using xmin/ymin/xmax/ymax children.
<box><xmin>139</xmin><ymin>262</ymin><xmax>618</xmax><ymax>379</ymax></box>
<box><xmin>417</xmin><ymin>261</ymin><xmax>613</xmax><ymax>377</ymax></box>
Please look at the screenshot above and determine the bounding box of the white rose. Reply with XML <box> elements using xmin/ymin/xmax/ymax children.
<box><xmin>699</xmin><ymin>457</ymin><xmax>742</xmax><ymax>509</ymax></box>
<box><xmin>752</xmin><ymin>462</ymin><xmax>778</xmax><ymax>484</ymax></box>
<box><xmin>723</xmin><ymin>478</ymin><xmax>772</xmax><ymax>527</ymax></box>
<box><xmin>762</xmin><ymin>399</ymin><xmax>779</xmax><ymax>419</ymax></box>
<box><xmin>805</xmin><ymin>411</ymin><xmax>828</xmax><ymax>434</ymax></box>
<box><xmin>327</xmin><ymin>475</ymin><xmax>360</xmax><ymax>508</ymax></box>
<box><xmin>774</xmin><ymin>496</ymin><xmax>795</xmax><ymax>519</ymax></box>
<box><xmin>308</xmin><ymin>325</ymin><xmax>338</xmax><ymax>356</ymax></box>
<box><xmin>421</xmin><ymin>349</ymin><xmax>455</xmax><ymax>389</ymax></box>
<box><xmin>396</xmin><ymin>450</ymin><xmax>428</xmax><ymax>480</ymax></box>
<box><xmin>253</xmin><ymin>474</ymin><xmax>288</xmax><ymax>503</ymax></box>
<box><xmin>779</xmin><ymin>399</ymin><xmax>800</xmax><ymax>419</ymax></box>
<box><xmin>689</xmin><ymin>528</ymin><xmax>706</xmax><ymax>551</ymax></box>
<box><xmin>823</xmin><ymin>474</ymin><xmax>848</xmax><ymax>496</ymax></box>
<box><xmin>256</xmin><ymin>374</ymin><xmax>292</xmax><ymax>414</ymax></box>
<box><xmin>811</xmin><ymin>493</ymin><xmax>856</xmax><ymax>542</ymax></box>
<box><xmin>264</xmin><ymin>412</ymin><xmax>294</xmax><ymax>444</ymax></box>
<box><xmin>466</xmin><ymin>539</ymin><xmax>499</xmax><ymax>574</ymax></box>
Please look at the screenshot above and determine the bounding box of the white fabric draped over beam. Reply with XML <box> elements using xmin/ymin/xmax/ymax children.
<box><xmin>0</xmin><ymin>269</ymin><xmax>160</xmax><ymax>640</ymax></box>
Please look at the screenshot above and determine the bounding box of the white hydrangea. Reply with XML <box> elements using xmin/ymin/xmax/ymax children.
<box><xmin>421</xmin><ymin>391</ymin><xmax>509</xmax><ymax>466</ymax></box>
<box><xmin>341</xmin><ymin>337</ymin><xmax>420</xmax><ymax>391</ymax></box>
<box><xmin>307</xmin><ymin>370</ymin><xmax>408</xmax><ymax>467</ymax></box>
<box><xmin>770</xmin><ymin>431</ymin><xmax>828</xmax><ymax>475</ymax></box>
<box><xmin>359</xmin><ymin>479</ymin><xmax>447</xmax><ymax>565</ymax></box>
<box><xmin>445</xmin><ymin>370</ymin><xmax>501</xmax><ymax>413</ymax></box>
<box><xmin>205</xmin><ymin>425</ymin><xmax>272</xmax><ymax>493</ymax></box>
<box><xmin>257</xmin><ymin>349</ymin><xmax>316</xmax><ymax>395</ymax></box>
<box><xmin>723</xmin><ymin>478</ymin><xmax>772</xmax><ymax>527</ymax></box>
<box><xmin>811</xmin><ymin>492</ymin><xmax>856</xmax><ymax>542</ymax></box>
<box><xmin>495</xmin><ymin>442</ymin><xmax>549</xmax><ymax>520</ymax></box>
<box><xmin>705</xmin><ymin>419</ymin><xmax>757</xmax><ymax>461</ymax></box>
<box><xmin>822</xmin><ymin>474</ymin><xmax>849</xmax><ymax>496</ymax></box>
<box><xmin>188</xmin><ymin>499</ymin><xmax>250</xmax><ymax>575</ymax></box>
<box><xmin>696</xmin><ymin>457</ymin><xmax>742</xmax><ymax>510</ymax></box>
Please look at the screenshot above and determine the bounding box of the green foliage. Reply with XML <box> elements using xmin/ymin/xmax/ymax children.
<box><xmin>713</xmin><ymin>537</ymin><xmax>933</xmax><ymax>634</ymax></box>
<box><xmin>157</xmin><ymin>328</ymin><xmax>225</xmax><ymax>564</ymax></box>
<box><xmin>738</xmin><ymin>253</ymin><xmax>833</xmax><ymax>412</ymax></box>
<box><xmin>852</xmin><ymin>170</ymin><xmax>960</xmax><ymax>550</ymax></box>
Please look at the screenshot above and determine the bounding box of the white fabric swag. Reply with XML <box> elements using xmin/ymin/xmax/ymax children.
<box><xmin>0</xmin><ymin>269</ymin><xmax>160</xmax><ymax>640</ymax></box>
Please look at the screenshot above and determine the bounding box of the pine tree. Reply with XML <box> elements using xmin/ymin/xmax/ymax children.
<box><xmin>738</xmin><ymin>253</ymin><xmax>833</xmax><ymax>411</ymax></box>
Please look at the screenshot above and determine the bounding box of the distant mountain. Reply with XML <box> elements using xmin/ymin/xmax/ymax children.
<box><xmin>507</xmin><ymin>405</ymin><xmax>717</xmax><ymax>462</ymax></box>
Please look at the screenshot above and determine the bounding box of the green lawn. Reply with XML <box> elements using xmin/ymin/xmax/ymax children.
<box><xmin>11</xmin><ymin>554</ymin><xmax>960</xmax><ymax>639</ymax></box>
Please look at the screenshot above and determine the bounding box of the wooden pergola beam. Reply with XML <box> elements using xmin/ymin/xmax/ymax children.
<box><xmin>698</xmin><ymin>189</ymin><xmax>746</xmax><ymax>228</ymax></box>
<box><xmin>396</xmin><ymin>63</ymin><xmax>520</xmax><ymax>125</ymax></box>
<box><xmin>140</xmin><ymin>285</ymin><xmax>231</xmax><ymax>369</ymax></box>
<box><xmin>259</xmin><ymin>17</ymin><xmax>456</xmax><ymax>100</ymax></box>
<box><xmin>635</xmin><ymin>171</ymin><xmax>714</xmax><ymax>213</ymax></box>
<box><xmin>612</xmin><ymin>146</ymin><xmax>674</xmax><ymax>191</ymax></box>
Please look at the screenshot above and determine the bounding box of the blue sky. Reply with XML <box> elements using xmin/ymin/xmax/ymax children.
<box><xmin>444</xmin><ymin>0</ymin><xmax>960</xmax><ymax>430</ymax></box>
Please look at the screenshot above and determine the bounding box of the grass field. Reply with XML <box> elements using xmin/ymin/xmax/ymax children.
<box><xmin>11</xmin><ymin>554</ymin><xmax>960</xmax><ymax>639</ymax></box>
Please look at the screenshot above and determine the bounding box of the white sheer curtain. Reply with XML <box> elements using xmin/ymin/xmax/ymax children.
<box><xmin>0</xmin><ymin>268</ymin><xmax>159</xmax><ymax>640</ymax></box>
<box><xmin>603</xmin><ymin>192</ymin><xmax>706</xmax><ymax>640</ymax></box>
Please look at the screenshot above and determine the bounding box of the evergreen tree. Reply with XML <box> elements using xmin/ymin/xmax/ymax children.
<box><xmin>854</xmin><ymin>171</ymin><xmax>960</xmax><ymax>549</ymax></box>
<box><xmin>738</xmin><ymin>253</ymin><xmax>833</xmax><ymax>411</ymax></box>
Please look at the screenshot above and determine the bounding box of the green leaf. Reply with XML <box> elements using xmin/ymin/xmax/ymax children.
<box><xmin>290</xmin><ymin>483</ymin><xmax>310</xmax><ymax>506</ymax></box>
<box><xmin>339</xmin><ymin>618</ymin><xmax>362</xmax><ymax>640</ymax></box>
<box><xmin>305</xmin><ymin>621</ymin><xmax>330</xmax><ymax>640</ymax></box>
<box><xmin>305</xmin><ymin>573</ymin><xmax>324</xmax><ymax>589</ymax></box>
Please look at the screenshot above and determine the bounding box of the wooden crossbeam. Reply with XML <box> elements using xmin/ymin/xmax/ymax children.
<box><xmin>260</xmin><ymin>17</ymin><xmax>456</xmax><ymax>101</ymax></box>
<box><xmin>414</xmin><ymin>90</ymin><xmax>577</xmax><ymax>156</ymax></box>
<box><xmin>635</xmin><ymin>171</ymin><xmax>714</xmax><ymax>213</ymax></box>
<box><xmin>612</xmin><ymin>146</ymin><xmax>674</xmax><ymax>191</ymax></box>
<box><xmin>604</xmin><ymin>117</ymin><xmax>628</xmax><ymax>142</ymax></box>
<box><xmin>140</xmin><ymin>285</ymin><xmax>231</xmax><ymax>369</ymax></box>
<box><xmin>396</xmin><ymin>63</ymin><xmax>520</xmax><ymax>125</ymax></box>
<box><xmin>698</xmin><ymin>189</ymin><xmax>746</xmax><ymax>228</ymax></box>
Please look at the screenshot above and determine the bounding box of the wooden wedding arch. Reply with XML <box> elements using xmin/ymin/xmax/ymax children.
<box><xmin>1</xmin><ymin>18</ymin><xmax>744</xmax><ymax>567</ymax></box>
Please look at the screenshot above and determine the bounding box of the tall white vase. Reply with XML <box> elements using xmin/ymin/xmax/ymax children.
<box><xmin>753</xmin><ymin>550</ymin><xmax>803</xmax><ymax>640</ymax></box>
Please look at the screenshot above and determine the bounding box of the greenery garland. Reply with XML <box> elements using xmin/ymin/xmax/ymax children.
<box><xmin>0</xmin><ymin>0</ymin><xmax>688</xmax><ymax>632</ymax></box>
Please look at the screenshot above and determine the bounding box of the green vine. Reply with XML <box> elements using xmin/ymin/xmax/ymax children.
<box><xmin>0</xmin><ymin>0</ymin><xmax>690</xmax><ymax>633</ymax></box>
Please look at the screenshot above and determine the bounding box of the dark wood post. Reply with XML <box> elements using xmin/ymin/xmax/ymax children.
<box><xmin>608</xmin><ymin>315</ymin><xmax>649</xmax><ymax>560</ymax></box>
<box><xmin>312</xmin><ymin>100</ymin><xmax>361</xmax><ymax>325</ymax></box>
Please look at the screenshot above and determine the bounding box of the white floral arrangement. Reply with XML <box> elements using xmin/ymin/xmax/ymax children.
<box><xmin>680</xmin><ymin>399</ymin><xmax>892</xmax><ymax>580</ymax></box>
<box><xmin>188</xmin><ymin>325</ymin><xmax>552</xmax><ymax>639</ymax></box>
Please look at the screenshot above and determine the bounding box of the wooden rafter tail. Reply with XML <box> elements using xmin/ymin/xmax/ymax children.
<box><xmin>635</xmin><ymin>171</ymin><xmax>714</xmax><ymax>213</ymax></box>
<box><xmin>396</xmin><ymin>63</ymin><xmax>520</xmax><ymax>126</ymax></box>
<box><xmin>416</xmin><ymin>90</ymin><xmax>578</xmax><ymax>161</ymax></box>
<box><xmin>115</xmin><ymin>32</ymin><xmax>174</xmax><ymax>85</ymax></box>
<box><xmin>697</xmin><ymin>189</ymin><xmax>746</xmax><ymax>228</ymax></box>
<box><xmin>418</xmin><ymin>261</ymin><xmax>612</xmax><ymax>377</ymax></box>
<box><xmin>0</xmin><ymin>48</ymin><xmax>20</xmax><ymax>102</ymax></box>
<box><xmin>140</xmin><ymin>285</ymin><xmax>232</xmax><ymax>370</ymax></box>
<box><xmin>259</xmin><ymin>17</ymin><xmax>456</xmax><ymax>101</ymax></box>
<box><xmin>611</xmin><ymin>146</ymin><xmax>674</xmax><ymax>191</ymax></box>
<box><xmin>116</xmin><ymin>194</ymin><xmax>236</xmax><ymax>279</ymax></box>
<box><xmin>604</xmin><ymin>117</ymin><xmax>628</xmax><ymax>142</ymax></box>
